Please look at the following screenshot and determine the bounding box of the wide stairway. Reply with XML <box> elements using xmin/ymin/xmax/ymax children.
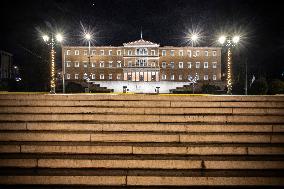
<box><xmin>0</xmin><ymin>94</ymin><xmax>283</xmax><ymax>188</ymax></box>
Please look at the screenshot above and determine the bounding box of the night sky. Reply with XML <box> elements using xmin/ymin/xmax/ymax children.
<box><xmin>0</xmin><ymin>0</ymin><xmax>283</xmax><ymax>90</ymax></box>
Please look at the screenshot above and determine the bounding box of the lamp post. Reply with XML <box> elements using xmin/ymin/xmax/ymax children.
<box><xmin>190</xmin><ymin>34</ymin><xmax>199</xmax><ymax>47</ymax></box>
<box><xmin>188</xmin><ymin>73</ymin><xmax>198</xmax><ymax>94</ymax></box>
<box><xmin>218</xmin><ymin>35</ymin><xmax>240</xmax><ymax>95</ymax></box>
<box><xmin>84</xmin><ymin>33</ymin><xmax>92</xmax><ymax>93</ymax></box>
<box><xmin>42</xmin><ymin>33</ymin><xmax>63</xmax><ymax>94</ymax></box>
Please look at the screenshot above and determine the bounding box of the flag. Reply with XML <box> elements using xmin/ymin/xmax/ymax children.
<box><xmin>250</xmin><ymin>75</ymin><xmax>255</xmax><ymax>87</ymax></box>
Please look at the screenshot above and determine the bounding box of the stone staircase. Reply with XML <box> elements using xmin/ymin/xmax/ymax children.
<box><xmin>0</xmin><ymin>94</ymin><xmax>283</xmax><ymax>187</ymax></box>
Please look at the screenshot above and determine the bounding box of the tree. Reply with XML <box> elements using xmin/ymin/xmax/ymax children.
<box><xmin>268</xmin><ymin>79</ymin><xmax>284</xmax><ymax>94</ymax></box>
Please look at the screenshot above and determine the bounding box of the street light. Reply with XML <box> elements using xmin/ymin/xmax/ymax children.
<box><xmin>218</xmin><ymin>35</ymin><xmax>240</xmax><ymax>95</ymax></box>
<box><xmin>84</xmin><ymin>33</ymin><xmax>92</xmax><ymax>93</ymax></box>
<box><xmin>190</xmin><ymin>33</ymin><xmax>199</xmax><ymax>47</ymax></box>
<box><xmin>42</xmin><ymin>33</ymin><xmax>64</xmax><ymax>94</ymax></box>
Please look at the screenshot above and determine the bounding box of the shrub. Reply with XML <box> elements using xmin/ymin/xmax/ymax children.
<box><xmin>268</xmin><ymin>79</ymin><xmax>284</xmax><ymax>94</ymax></box>
<box><xmin>66</xmin><ymin>82</ymin><xmax>83</xmax><ymax>93</ymax></box>
<box><xmin>249</xmin><ymin>78</ymin><xmax>268</xmax><ymax>95</ymax></box>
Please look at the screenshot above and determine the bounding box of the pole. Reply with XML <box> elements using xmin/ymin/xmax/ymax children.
<box><xmin>50</xmin><ymin>34</ymin><xmax>56</xmax><ymax>94</ymax></box>
<box><xmin>227</xmin><ymin>47</ymin><xmax>232</xmax><ymax>95</ymax></box>
<box><xmin>245</xmin><ymin>58</ymin><xmax>248</xmax><ymax>95</ymax></box>
<box><xmin>62</xmin><ymin>48</ymin><xmax>66</xmax><ymax>93</ymax></box>
<box><xmin>88</xmin><ymin>40</ymin><xmax>91</xmax><ymax>92</ymax></box>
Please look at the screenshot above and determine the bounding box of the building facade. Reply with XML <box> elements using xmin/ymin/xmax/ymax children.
<box><xmin>62</xmin><ymin>37</ymin><xmax>222</xmax><ymax>93</ymax></box>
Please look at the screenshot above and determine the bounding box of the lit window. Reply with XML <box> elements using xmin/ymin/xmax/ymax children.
<box><xmin>187</xmin><ymin>50</ymin><xmax>192</xmax><ymax>57</ymax></box>
<box><xmin>66</xmin><ymin>61</ymin><xmax>71</xmax><ymax>67</ymax></box>
<box><xmin>91</xmin><ymin>62</ymin><xmax>96</xmax><ymax>67</ymax></box>
<box><xmin>109</xmin><ymin>50</ymin><xmax>112</xmax><ymax>55</ymax></box>
<box><xmin>66</xmin><ymin>74</ymin><xmax>70</xmax><ymax>79</ymax></box>
<box><xmin>117</xmin><ymin>61</ymin><xmax>121</xmax><ymax>68</ymax></box>
<box><xmin>100</xmin><ymin>50</ymin><xmax>104</xmax><ymax>56</ymax></box>
<box><xmin>179</xmin><ymin>75</ymin><xmax>182</xmax><ymax>80</ymax></box>
<box><xmin>66</xmin><ymin>50</ymin><xmax>71</xmax><ymax>55</ymax></box>
<box><xmin>204</xmin><ymin>62</ymin><xmax>208</xmax><ymax>68</ymax></box>
<box><xmin>100</xmin><ymin>74</ymin><xmax>104</xmax><ymax>79</ymax></box>
<box><xmin>75</xmin><ymin>61</ymin><xmax>79</xmax><ymax>67</ymax></box>
<box><xmin>84</xmin><ymin>50</ymin><xmax>88</xmax><ymax>55</ymax></box>
<box><xmin>179</xmin><ymin>62</ymin><xmax>183</xmax><ymax>69</ymax></box>
<box><xmin>75</xmin><ymin>74</ymin><xmax>79</xmax><ymax>79</ymax></box>
<box><xmin>179</xmin><ymin>50</ymin><xmax>183</xmax><ymax>56</ymax></box>
<box><xmin>162</xmin><ymin>62</ymin><xmax>166</xmax><ymax>68</ymax></box>
<box><xmin>204</xmin><ymin>75</ymin><xmax>208</xmax><ymax>80</ymax></box>
<box><xmin>74</xmin><ymin>50</ymin><xmax>79</xmax><ymax>55</ymax></box>
<box><xmin>205</xmin><ymin>51</ymin><xmax>209</xmax><ymax>56</ymax></box>
<box><xmin>117</xmin><ymin>50</ymin><xmax>121</xmax><ymax>56</ymax></box>
<box><xmin>170</xmin><ymin>75</ymin><xmax>175</xmax><ymax>80</ymax></box>
<box><xmin>109</xmin><ymin>61</ymin><xmax>113</xmax><ymax>68</ymax></box>
<box><xmin>83</xmin><ymin>61</ymin><xmax>88</xmax><ymax>68</ymax></box>
<box><xmin>212</xmin><ymin>62</ymin><xmax>217</xmax><ymax>68</ymax></box>
<box><xmin>213</xmin><ymin>51</ymin><xmax>217</xmax><ymax>56</ymax></box>
<box><xmin>92</xmin><ymin>50</ymin><xmax>96</xmax><ymax>55</ymax></box>
<box><xmin>128</xmin><ymin>50</ymin><xmax>132</xmax><ymax>55</ymax></box>
<box><xmin>109</xmin><ymin>74</ymin><xmax>112</xmax><ymax>80</ymax></box>
<box><xmin>117</xmin><ymin>74</ymin><xmax>121</xmax><ymax>80</ymax></box>
<box><xmin>213</xmin><ymin>75</ymin><xmax>217</xmax><ymax>80</ymax></box>
<box><xmin>187</xmin><ymin>62</ymin><xmax>192</xmax><ymax>69</ymax></box>
<box><xmin>196</xmin><ymin>51</ymin><xmax>200</xmax><ymax>56</ymax></box>
<box><xmin>196</xmin><ymin>62</ymin><xmax>200</xmax><ymax>68</ymax></box>
<box><xmin>151</xmin><ymin>50</ymin><xmax>155</xmax><ymax>56</ymax></box>
<box><xmin>162</xmin><ymin>50</ymin><xmax>166</xmax><ymax>56</ymax></box>
<box><xmin>92</xmin><ymin>74</ymin><xmax>95</xmax><ymax>79</ymax></box>
<box><xmin>170</xmin><ymin>62</ymin><xmax>174</xmax><ymax>69</ymax></box>
<box><xmin>170</xmin><ymin>50</ymin><xmax>175</xmax><ymax>56</ymax></box>
<box><xmin>162</xmin><ymin>74</ymin><xmax>167</xmax><ymax>80</ymax></box>
<box><xmin>100</xmin><ymin>61</ymin><xmax>104</xmax><ymax>68</ymax></box>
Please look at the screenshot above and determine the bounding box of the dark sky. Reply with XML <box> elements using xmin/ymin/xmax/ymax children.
<box><xmin>0</xmin><ymin>0</ymin><xmax>283</xmax><ymax>81</ymax></box>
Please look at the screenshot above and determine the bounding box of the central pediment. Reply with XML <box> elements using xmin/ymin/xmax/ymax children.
<box><xmin>123</xmin><ymin>39</ymin><xmax>160</xmax><ymax>47</ymax></box>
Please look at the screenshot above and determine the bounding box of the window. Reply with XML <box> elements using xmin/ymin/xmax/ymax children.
<box><xmin>127</xmin><ymin>74</ymin><xmax>132</xmax><ymax>81</ymax></box>
<box><xmin>92</xmin><ymin>50</ymin><xmax>96</xmax><ymax>55</ymax></box>
<box><xmin>66</xmin><ymin>50</ymin><xmax>70</xmax><ymax>55</ymax></box>
<box><xmin>170</xmin><ymin>62</ymin><xmax>174</xmax><ymax>69</ymax></box>
<box><xmin>162</xmin><ymin>50</ymin><xmax>166</xmax><ymax>56</ymax></box>
<box><xmin>196</xmin><ymin>62</ymin><xmax>200</xmax><ymax>68</ymax></box>
<box><xmin>204</xmin><ymin>62</ymin><xmax>208</xmax><ymax>68</ymax></box>
<box><xmin>83</xmin><ymin>61</ymin><xmax>88</xmax><ymax>68</ymax></box>
<box><xmin>213</xmin><ymin>51</ymin><xmax>217</xmax><ymax>56</ymax></box>
<box><xmin>205</xmin><ymin>51</ymin><xmax>209</xmax><ymax>56</ymax></box>
<box><xmin>117</xmin><ymin>61</ymin><xmax>121</xmax><ymax>68</ymax></box>
<box><xmin>117</xmin><ymin>74</ymin><xmax>121</xmax><ymax>80</ymax></box>
<box><xmin>151</xmin><ymin>62</ymin><xmax>155</xmax><ymax>67</ymax></box>
<box><xmin>128</xmin><ymin>50</ymin><xmax>132</xmax><ymax>55</ymax></box>
<box><xmin>162</xmin><ymin>74</ymin><xmax>167</xmax><ymax>80</ymax></box>
<box><xmin>187</xmin><ymin>62</ymin><xmax>192</xmax><ymax>69</ymax></box>
<box><xmin>212</xmin><ymin>62</ymin><xmax>217</xmax><ymax>68</ymax></box>
<box><xmin>83</xmin><ymin>73</ymin><xmax>88</xmax><ymax>79</ymax></box>
<box><xmin>84</xmin><ymin>50</ymin><xmax>88</xmax><ymax>55</ymax></box>
<box><xmin>196</xmin><ymin>51</ymin><xmax>200</xmax><ymax>56</ymax></box>
<box><xmin>170</xmin><ymin>50</ymin><xmax>175</xmax><ymax>56</ymax></box>
<box><xmin>179</xmin><ymin>50</ymin><xmax>183</xmax><ymax>56</ymax></box>
<box><xmin>66</xmin><ymin>74</ymin><xmax>70</xmax><ymax>79</ymax></box>
<box><xmin>117</xmin><ymin>50</ymin><xmax>121</xmax><ymax>56</ymax></box>
<box><xmin>75</xmin><ymin>50</ymin><xmax>79</xmax><ymax>55</ymax></box>
<box><xmin>179</xmin><ymin>75</ymin><xmax>183</xmax><ymax>80</ymax></box>
<box><xmin>75</xmin><ymin>74</ymin><xmax>79</xmax><ymax>79</ymax></box>
<box><xmin>187</xmin><ymin>50</ymin><xmax>192</xmax><ymax>57</ymax></box>
<box><xmin>75</xmin><ymin>61</ymin><xmax>79</xmax><ymax>67</ymax></box>
<box><xmin>179</xmin><ymin>62</ymin><xmax>183</xmax><ymax>69</ymax></box>
<box><xmin>66</xmin><ymin>61</ymin><xmax>71</xmax><ymax>67</ymax></box>
<box><xmin>100</xmin><ymin>61</ymin><xmax>104</xmax><ymax>68</ymax></box>
<box><xmin>204</xmin><ymin>75</ymin><xmax>208</xmax><ymax>80</ymax></box>
<box><xmin>151</xmin><ymin>50</ymin><xmax>155</xmax><ymax>56</ymax></box>
<box><xmin>91</xmin><ymin>62</ymin><xmax>96</xmax><ymax>67</ymax></box>
<box><xmin>170</xmin><ymin>75</ymin><xmax>175</xmax><ymax>80</ymax></box>
<box><xmin>162</xmin><ymin>62</ymin><xmax>166</xmax><ymax>68</ymax></box>
<box><xmin>128</xmin><ymin>61</ymin><xmax>132</xmax><ymax>67</ymax></box>
<box><xmin>109</xmin><ymin>50</ymin><xmax>112</xmax><ymax>55</ymax></box>
<box><xmin>100</xmin><ymin>50</ymin><xmax>104</xmax><ymax>56</ymax></box>
<box><xmin>92</xmin><ymin>74</ymin><xmax>95</xmax><ymax>79</ymax></box>
<box><xmin>109</xmin><ymin>74</ymin><xmax>112</xmax><ymax>80</ymax></box>
<box><xmin>213</xmin><ymin>75</ymin><xmax>217</xmax><ymax>80</ymax></box>
<box><xmin>100</xmin><ymin>74</ymin><xmax>104</xmax><ymax>79</ymax></box>
<box><xmin>109</xmin><ymin>61</ymin><xmax>113</xmax><ymax>68</ymax></box>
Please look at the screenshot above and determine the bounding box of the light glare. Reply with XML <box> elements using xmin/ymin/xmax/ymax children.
<box><xmin>191</xmin><ymin>34</ymin><xmax>198</xmax><ymax>42</ymax></box>
<box><xmin>42</xmin><ymin>35</ymin><xmax>49</xmax><ymax>42</ymax></box>
<box><xmin>233</xmin><ymin>36</ymin><xmax>240</xmax><ymax>43</ymax></box>
<box><xmin>218</xmin><ymin>36</ymin><xmax>226</xmax><ymax>44</ymax></box>
<box><xmin>85</xmin><ymin>33</ymin><xmax>92</xmax><ymax>40</ymax></box>
<box><xmin>56</xmin><ymin>34</ymin><xmax>63</xmax><ymax>42</ymax></box>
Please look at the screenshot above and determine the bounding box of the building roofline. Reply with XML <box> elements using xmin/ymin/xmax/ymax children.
<box><xmin>62</xmin><ymin>45</ymin><xmax>222</xmax><ymax>49</ymax></box>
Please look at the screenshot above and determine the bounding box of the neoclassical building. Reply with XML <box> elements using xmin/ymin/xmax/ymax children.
<box><xmin>62</xmin><ymin>36</ymin><xmax>222</xmax><ymax>93</ymax></box>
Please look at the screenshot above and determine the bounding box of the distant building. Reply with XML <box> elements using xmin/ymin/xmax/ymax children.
<box><xmin>62</xmin><ymin>36</ymin><xmax>223</xmax><ymax>93</ymax></box>
<box><xmin>0</xmin><ymin>50</ymin><xmax>13</xmax><ymax>80</ymax></box>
